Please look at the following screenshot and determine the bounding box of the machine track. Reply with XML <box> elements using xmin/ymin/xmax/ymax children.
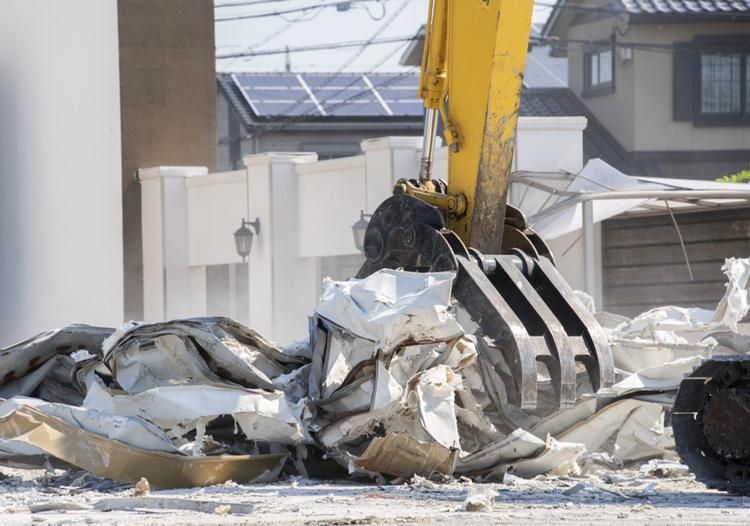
<box><xmin>673</xmin><ymin>355</ymin><xmax>750</xmax><ymax>493</ymax></box>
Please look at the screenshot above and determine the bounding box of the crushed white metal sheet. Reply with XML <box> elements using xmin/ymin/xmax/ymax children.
<box><xmin>0</xmin><ymin>260</ymin><xmax>747</xmax><ymax>487</ymax></box>
<box><xmin>314</xmin><ymin>270</ymin><xmax>462</xmax><ymax>350</ymax></box>
<box><xmin>83</xmin><ymin>380</ymin><xmax>309</xmax><ymax>447</ymax></box>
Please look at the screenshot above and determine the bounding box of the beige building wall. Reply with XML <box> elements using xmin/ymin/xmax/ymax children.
<box><xmin>567</xmin><ymin>17</ymin><xmax>750</xmax><ymax>154</ymax></box>
<box><xmin>119</xmin><ymin>0</ymin><xmax>218</xmax><ymax>319</ymax></box>
<box><xmin>630</xmin><ymin>22</ymin><xmax>750</xmax><ymax>152</ymax></box>
<box><xmin>568</xmin><ymin>16</ymin><xmax>637</xmax><ymax>152</ymax></box>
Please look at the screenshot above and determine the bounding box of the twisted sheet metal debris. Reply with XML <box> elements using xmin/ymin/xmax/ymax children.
<box><xmin>0</xmin><ymin>261</ymin><xmax>747</xmax><ymax>487</ymax></box>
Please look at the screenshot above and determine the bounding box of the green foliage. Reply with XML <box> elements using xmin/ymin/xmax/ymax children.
<box><xmin>716</xmin><ymin>170</ymin><xmax>750</xmax><ymax>184</ymax></box>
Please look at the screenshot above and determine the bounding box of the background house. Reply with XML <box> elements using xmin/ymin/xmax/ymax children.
<box><xmin>538</xmin><ymin>0</ymin><xmax>750</xmax><ymax>316</ymax></box>
<box><xmin>542</xmin><ymin>0</ymin><xmax>750</xmax><ymax>179</ymax></box>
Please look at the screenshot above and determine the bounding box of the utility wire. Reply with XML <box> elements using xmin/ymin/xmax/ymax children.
<box><xmin>531</xmin><ymin>35</ymin><xmax>750</xmax><ymax>55</ymax></box>
<box><xmin>217</xmin><ymin>2</ymin><xmax>330</xmax><ymax>22</ymax></box>
<box><xmin>266</xmin><ymin>0</ymin><xmax>411</xmax><ymax>126</ymax></box>
<box><xmin>216</xmin><ymin>0</ymin><xmax>385</xmax><ymax>22</ymax></box>
<box><xmin>356</xmin><ymin>0</ymin><xmax>388</xmax><ymax>20</ymax></box>
<box><xmin>312</xmin><ymin>56</ymin><xmax>417</xmax><ymax>116</ymax></box>
<box><xmin>215</xmin><ymin>0</ymin><xmax>293</xmax><ymax>8</ymax></box>
<box><xmin>220</xmin><ymin>20</ymin><xmax>297</xmax><ymax>70</ymax></box>
<box><xmin>217</xmin><ymin>35</ymin><xmax>416</xmax><ymax>60</ymax></box>
<box><xmin>219</xmin><ymin>1</ymin><xmax>331</xmax><ymax>71</ymax></box>
<box><xmin>281</xmin><ymin>45</ymin><xmax>415</xmax><ymax>124</ymax></box>
<box><xmin>260</xmin><ymin>0</ymin><xmax>411</xmax><ymax>130</ymax></box>
<box><xmin>278</xmin><ymin>5</ymin><xmax>328</xmax><ymax>22</ymax></box>
<box><xmin>327</xmin><ymin>0</ymin><xmax>409</xmax><ymax>72</ymax></box>
<box><xmin>218</xmin><ymin>33</ymin><xmax>742</xmax><ymax>62</ymax></box>
<box><xmin>265</xmin><ymin>65</ymin><xmax>420</xmax><ymax>135</ymax></box>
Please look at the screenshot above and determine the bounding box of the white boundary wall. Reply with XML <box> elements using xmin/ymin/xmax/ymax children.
<box><xmin>141</xmin><ymin>117</ymin><xmax>590</xmax><ymax>344</ymax></box>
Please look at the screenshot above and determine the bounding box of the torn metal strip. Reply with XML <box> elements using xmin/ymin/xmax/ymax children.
<box><xmin>352</xmin><ymin>432</ymin><xmax>457</xmax><ymax>478</ymax></box>
<box><xmin>0</xmin><ymin>404</ymin><xmax>287</xmax><ymax>488</ymax></box>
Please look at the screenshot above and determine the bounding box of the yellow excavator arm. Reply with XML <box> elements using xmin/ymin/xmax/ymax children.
<box><xmin>411</xmin><ymin>0</ymin><xmax>534</xmax><ymax>252</ymax></box>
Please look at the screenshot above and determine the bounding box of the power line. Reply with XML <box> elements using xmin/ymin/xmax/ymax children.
<box><xmin>218</xmin><ymin>34</ymin><xmax>735</xmax><ymax>63</ymax></box>
<box><xmin>311</xmin><ymin>66</ymin><xmax>418</xmax><ymax>117</ymax></box>
<box><xmin>216</xmin><ymin>35</ymin><xmax>416</xmax><ymax>60</ymax></box>
<box><xmin>216</xmin><ymin>2</ymin><xmax>330</xmax><ymax>22</ymax></box>
<box><xmin>263</xmin><ymin>0</ymin><xmax>412</xmax><ymax>129</ymax></box>
<box><xmin>219</xmin><ymin>20</ymin><xmax>297</xmax><ymax>71</ymax></box>
<box><xmin>278</xmin><ymin>4</ymin><xmax>329</xmax><ymax>22</ymax></box>
<box><xmin>218</xmin><ymin>34</ymin><xmax>747</xmax><ymax>63</ymax></box>
<box><xmin>219</xmin><ymin>2</ymin><xmax>330</xmax><ymax>71</ymax></box>
<box><xmin>215</xmin><ymin>0</ymin><xmax>293</xmax><ymax>8</ymax></box>
<box><xmin>266</xmin><ymin>66</ymin><xmax>420</xmax><ymax>134</ymax></box>
<box><xmin>215</xmin><ymin>0</ymin><xmax>385</xmax><ymax>22</ymax></box>
<box><xmin>531</xmin><ymin>35</ymin><xmax>750</xmax><ymax>55</ymax></box>
<box><xmin>326</xmin><ymin>0</ymin><xmax>410</xmax><ymax>73</ymax></box>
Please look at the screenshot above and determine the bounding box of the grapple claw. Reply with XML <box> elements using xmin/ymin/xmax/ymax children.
<box><xmin>357</xmin><ymin>194</ymin><xmax>615</xmax><ymax>413</ymax></box>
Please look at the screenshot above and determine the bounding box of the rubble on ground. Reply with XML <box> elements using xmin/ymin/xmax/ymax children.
<box><xmin>0</xmin><ymin>260</ymin><xmax>748</xmax><ymax>489</ymax></box>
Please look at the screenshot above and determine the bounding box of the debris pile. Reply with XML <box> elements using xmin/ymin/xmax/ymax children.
<box><xmin>0</xmin><ymin>260</ymin><xmax>748</xmax><ymax>488</ymax></box>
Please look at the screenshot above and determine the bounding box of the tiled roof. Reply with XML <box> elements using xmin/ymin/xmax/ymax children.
<box><xmin>618</xmin><ymin>0</ymin><xmax>750</xmax><ymax>14</ymax></box>
<box><xmin>544</xmin><ymin>0</ymin><xmax>750</xmax><ymax>36</ymax></box>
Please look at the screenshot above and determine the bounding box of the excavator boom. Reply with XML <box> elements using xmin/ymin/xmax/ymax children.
<box><xmin>448</xmin><ymin>1</ymin><xmax>533</xmax><ymax>251</ymax></box>
<box><xmin>417</xmin><ymin>0</ymin><xmax>533</xmax><ymax>251</ymax></box>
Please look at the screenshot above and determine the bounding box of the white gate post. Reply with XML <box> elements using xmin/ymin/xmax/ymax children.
<box><xmin>139</xmin><ymin>166</ymin><xmax>207</xmax><ymax>321</ymax></box>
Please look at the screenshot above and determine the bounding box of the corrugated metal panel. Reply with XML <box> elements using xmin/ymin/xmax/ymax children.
<box><xmin>603</xmin><ymin>207</ymin><xmax>750</xmax><ymax>316</ymax></box>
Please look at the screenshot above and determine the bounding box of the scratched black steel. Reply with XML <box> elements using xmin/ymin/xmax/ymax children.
<box><xmin>673</xmin><ymin>355</ymin><xmax>750</xmax><ymax>493</ymax></box>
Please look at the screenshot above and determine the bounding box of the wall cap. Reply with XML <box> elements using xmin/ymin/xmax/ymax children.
<box><xmin>296</xmin><ymin>155</ymin><xmax>366</xmax><ymax>176</ymax></box>
<box><xmin>517</xmin><ymin>116</ymin><xmax>588</xmax><ymax>131</ymax></box>
<box><xmin>243</xmin><ymin>152</ymin><xmax>318</xmax><ymax>167</ymax></box>
<box><xmin>186</xmin><ymin>170</ymin><xmax>246</xmax><ymax>188</ymax></box>
<box><xmin>138</xmin><ymin>166</ymin><xmax>208</xmax><ymax>182</ymax></box>
<box><xmin>361</xmin><ymin>136</ymin><xmax>426</xmax><ymax>152</ymax></box>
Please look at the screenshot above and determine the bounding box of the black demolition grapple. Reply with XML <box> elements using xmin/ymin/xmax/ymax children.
<box><xmin>356</xmin><ymin>194</ymin><xmax>615</xmax><ymax>411</ymax></box>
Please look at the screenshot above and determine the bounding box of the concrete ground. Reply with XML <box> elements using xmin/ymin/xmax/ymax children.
<box><xmin>2</xmin><ymin>466</ymin><xmax>750</xmax><ymax>525</ymax></box>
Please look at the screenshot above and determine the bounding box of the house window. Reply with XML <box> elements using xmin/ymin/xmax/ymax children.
<box><xmin>583</xmin><ymin>46</ymin><xmax>614</xmax><ymax>96</ymax></box>
<box><xmin>675</xmin><ymin>37</ymin><xmax>750</xmax><ymax>125</ymax></box>
<box><xmin>699</xmin><ymin>52</ymin><xmax>744</xmax><ymax>116</ymax></box>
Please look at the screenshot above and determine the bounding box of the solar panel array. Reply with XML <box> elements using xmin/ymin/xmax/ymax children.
<box><xmin>231</xmin><ymin>72</ymin><xmax>424</xmax><ymax>118</ymax></box>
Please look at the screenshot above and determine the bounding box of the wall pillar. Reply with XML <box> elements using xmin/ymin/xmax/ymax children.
<box><xmin>582</xmin><ymin>200</ymin><xmax>596</xmax><ymax>300</ymax></box>
<box><xmin>245</xmin><ymin>153</ymin><xmax>318</xmax><ymax>345</ymax></box>
<box><xmin>361</xmin><ymin>137</ymin><xmax>424</xmax><ymax>212</ymax></box>
<box><xmin>139</xmin><ymin>166</ymin><xmax>207</xmax><ymax>322</ymax></box>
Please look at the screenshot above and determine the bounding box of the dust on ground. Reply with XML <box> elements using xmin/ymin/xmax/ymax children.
<box><xmin>2</xmin><ymin>466</ymin><xmax>750</xmax><ymax>525</ymax></box>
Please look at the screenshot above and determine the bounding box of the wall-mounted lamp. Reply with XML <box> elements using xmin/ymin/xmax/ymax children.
<box><xmin>351</xmin><ymin>210</ymin><xmax>372</xmax><ymax>253</ymax></box>
<box><xmin>234</xmin><ymin>217</ymin><xmax>261</xmax><ymax>262</ymax></box>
